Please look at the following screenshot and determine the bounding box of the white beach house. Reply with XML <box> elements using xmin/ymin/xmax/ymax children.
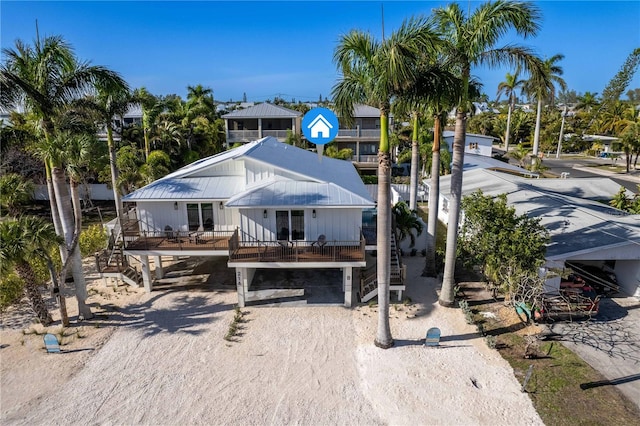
<box><xmin>116</xmin><ymin>137</ymin><xmax>375</xmax><ymax>306</ymax></box>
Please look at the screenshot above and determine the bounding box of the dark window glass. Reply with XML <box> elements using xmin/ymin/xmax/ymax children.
<box><xmin>187</xmin><ymin>204</ymin><xmax>199</xmax><ymax>231</ymax></box>
<box><xmin>201</xmin><ymin>203</ymin><xmax>213</xmax><ymax>230</ymax></box>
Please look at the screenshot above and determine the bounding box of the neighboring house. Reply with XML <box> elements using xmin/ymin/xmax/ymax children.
<box><xmin>442</xmin><ymin>130</ymin><xmax>496</xmax><ymax>157</ymax></box>
<box><xmin>434</xmin><ymin>168</ymin><xmax>640</xmax><ymax>297</ymax></box>
<box><xmin>119</xmin><ymin>136</ymin><xmax>375</xmax><ymax>307</ymax></box>
<box><xmin>222</xmin><ymin>103</ymin><xmax>302</xmax><ymax>145</ymax></box>
<box><xmin>333</xmin><ymin>104</ymin><xmax>387</xmax><ymax>175</ymax></box>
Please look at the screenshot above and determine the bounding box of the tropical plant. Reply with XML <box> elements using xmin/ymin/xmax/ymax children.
<box><xmin>1</xmin><ymin>32</ymin><xmax>127</xmax><ymax>319</ymax></box>
<box><xmin>523</xmin><ymin>54</ymin><xmax>567</xmax><ymax>161</ymax></box>
<box><xmin>434</xmin><ymin>0</ymin><xmax>542</xmax><ymax>307</ymax></box>
<box><xmin>496</xmin><ymin>70</ymin><xmax>525</xmax><ymax>152</ymax></box>
<box><xmin>332</xmin><ymin>16</ymin><xmax>440</xmax><ymax>348</ymax></box>
<box><xmin>0</xmin><ymin>216</ymin><xmax>66</xmax><ymax>324</ymax></box>
<box><xmin>458</xmin><ymin>190</ymin><xmax>549</xmax><ymax>295</ymax></box>
<box><xmin>392</xmin><ymin>201</ymin><xmax>423</xmax><ymax>248</ymax></box>
<box><xmin>610</xmin><ymin>186</ymin><xmax>631</xmax><ymax>210</ymax></box>
<box><xmin>0</xmin><ymin>173</ymin><xmax>34</xmax><ymax>216</ymax></box>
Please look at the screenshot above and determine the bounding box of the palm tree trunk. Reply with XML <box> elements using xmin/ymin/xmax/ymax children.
<box><xmin>532</xmin><ymin>98</ymin><xmax>543</xmax><ymax>164</ymax></box>
<box><xmin>440</xmin><ymin>109</ymin><xmax>467</xmax><ymax>307</ymax></box>
<box><xmin>423</xmin><ymin>116</ymin><xmax>441</xmax><ymax>277</ymax></box>
<box><xmin>375</xmin><ymin>110</ymin><xmax>393</xmax><ymax>349</ymax></box>
<box><xmin>16</xmin><ymin>261</ymin><xmax>53</xmax><ymax>325</ymax></box>
<box><xmin>409</xmin><ymin>112</ymin><xmax>420</xmax><ymax>211</ymax></box>
<box><xmin>504</xmin><ymin>99</ymin><xmax>513</xmax><ymax>152</ymax></box>
<box><xmin>45</xmin><ymin>255</ymin><xmax>69</xmax><ymax>326</ymax></box>
<box><xmin>52</xmin><ymin>166</ymin><xmax>93</xmax><ymax>319</ymax></box>
<box><xmin>107</xmin><ymin>127</ymin><xmax>124</xmax><ymax>221</ymax></box>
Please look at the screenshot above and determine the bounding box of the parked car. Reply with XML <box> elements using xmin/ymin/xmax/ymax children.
<box><xmin>565</xmin><ymin>262</ymin><xmax>619</xmax><ymax>296</ymax></box>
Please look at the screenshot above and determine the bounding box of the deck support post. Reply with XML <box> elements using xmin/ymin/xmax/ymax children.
<box><xmin>141</xmin><ymin>255</ymin><xmax>153</xmax><ymax>292</ymax></box>
<box><xmin>154</xmin><ymin>256</ymin><xmax>164</xmax><ymax>279</ymax></box>
<box><xmin>343</xmin><ymin>267</ymin><xmax>353</xmax><ymax>307</ymax></box>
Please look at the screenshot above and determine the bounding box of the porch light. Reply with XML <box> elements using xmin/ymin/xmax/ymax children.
<box><xmin>174</xmin><ymin>202</ymin><xmax>178</xmax><ymax>210</ymax></box>
<box><xmin>219</xmin><ymin>201</ymin><xmax>224</xmax><ymax>210</ymax></box>
<box><xmin>263</xmin><ymin>209</ymin><xmax>268</xmax><ymax>219</ymax></box>
<box><xmin>312</xmin><ymin>209</ymin><xmax>316</xmax><ymax>218</ymax></box>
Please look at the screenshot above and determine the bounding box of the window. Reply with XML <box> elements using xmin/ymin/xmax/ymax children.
<box><xmin>201</xmin><ymin>203</ymin><xmax>213</xmax><ymax>231</ymax></box>
<box><xmin>187</xmin><ymin>203</ymin><xmax>214</xmax><ymax>231</ymax></box>
<box><xmin>442</xmin><ymin>198</ymin><xmax>449</xmax><ymax>214</ymax></box>
<box><xmin>469</xmin><ymin>142</ymin><xmax>479</xmax><ymax>150</ymax></box>
<box><xmin>276</xmin><ymin>210</ymin><xmax>305</xmax><ymax>241</ymax></box>
<box><xmin>187</xmin><ymin>204</ymin><xmax>200</xmax><ymax>231</ymax></box>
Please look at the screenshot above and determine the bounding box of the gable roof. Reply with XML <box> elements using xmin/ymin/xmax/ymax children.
<box><xmin>221</xmin><ymin>103</ymin><xmax>301</xmax><ymax>119</ymax></box>
<box><xmin>437</xmin><ymin>169</ymin><xmax>640</xmax><ymax>259</ymax></box>
<box><xmin>123</xmin><ymin>137</ymin><xmax>374</xmax><ymax>207</ymax></box>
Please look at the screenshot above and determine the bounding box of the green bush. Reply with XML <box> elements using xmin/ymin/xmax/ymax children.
<box><xmin>360</xmin><ymin>175</ymin><xmax>378</xmax><ymax>184</ymax></box>
<box><xmin>0</xmin><ymin>273</ymin><xmax>24</xmax><ymax>310</ymax></box>
<box><xmin>80</xmin><ymin>224</ymin><xmax>108</xmax><ymax>257</ymax></box>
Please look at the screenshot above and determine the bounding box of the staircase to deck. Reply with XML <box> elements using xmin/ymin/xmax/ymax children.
<box><xmin>359</xmin><ymin>233</ymin><xmax>406</xmax><ymax>303</ymax></box>
<box><xmin>95</xmin><ymin>227</ymin><xmax>143</xmax><ymax>288</ymax></box>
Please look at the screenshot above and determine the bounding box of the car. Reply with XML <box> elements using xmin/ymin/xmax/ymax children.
<box><xmin>565</xmin><ymin>262</ymin><xmax>619</xmax><ymax>295</ymax></box>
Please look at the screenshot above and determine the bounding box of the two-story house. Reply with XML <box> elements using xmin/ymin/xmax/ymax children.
<box><xmin>115</xmin><ymin>136</ymin><xmax>375</xmax><ymax>307</ymax></box>
<box><xmin>222</xmin><ymin>103</ymin><xmax>302</xmax><ymax>146</ymax></box>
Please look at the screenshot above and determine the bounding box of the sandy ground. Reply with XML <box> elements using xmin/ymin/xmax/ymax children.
<box><xmin>1</xmin><ymin>256</ymin><xmax>542</xmax><ymax>425</ymax></box>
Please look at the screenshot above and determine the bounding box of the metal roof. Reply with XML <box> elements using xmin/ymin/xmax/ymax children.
<box><xmin>225</xmin><ymin>180</ymin><xmax>374</xmax><ymax>208</ymax></box>
<box><xmin>462</xmin><ymin>153</ymin><xmax>535</xmax><ymax>176</ymax></box>
<box><xmin>122</xmin><ymin>176</ymin><xmax>243</xmax><ymax>201</ymax></box>
<box><xmin>436</xmin><ymin>169</ymin><xmax>640</xmax><ymax>259</ymax></box>
<box><xmin>123</xmin><ymin>137</ymin><xmax>374</xmax><ymax>208</ymax></box>
<box><xmin>222</xmin><ymin>103</ymin><xmax>301</xmax><ymax>118</ymax></box>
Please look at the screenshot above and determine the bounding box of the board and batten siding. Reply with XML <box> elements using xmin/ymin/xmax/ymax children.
<box><xmin>136</xmin><ymin>201</ymin><xmax>237</xmax><ymax>233</ymax></box>
<box><xmin>239</xmin><ymin>208</ymin><xmax>363</xmax><ymax>243</ymax></box>
<box><xmin>189</xmin><ymin>159</ymin><xmax>245</xmax><ymax>178</ymax></box>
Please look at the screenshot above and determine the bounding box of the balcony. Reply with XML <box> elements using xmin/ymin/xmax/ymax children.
<box><xmin>227</xmin><ymin>130</ymin><xmax>260</xmax><ymax>143</ymax></box>
<box><xmin>337</xmin><ymin>128</ymin><xmax>381</xmax><ymax>138</ymax></box>
<box><xmin>124</xmin><ymin>230</ymin><xmax>234</xmax><ymax>252</ymax></box>
<box><xmin>228</xmin><ymin>230</ymin><xmax>366</xmax><ymax>264</ymax></box>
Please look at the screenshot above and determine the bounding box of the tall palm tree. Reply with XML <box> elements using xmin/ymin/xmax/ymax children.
<box><xmin>496</xmin><ymin>70</ymin><xmax>525</xmax><ymax>152</ymax></box>
<box><xmin>434</xmin><ymin>0</ymin><xmax>542</xmax><ymax>307</ymax></box>
<box><xmin>0</xmin><ymin>216</ymin><xmax>64</xmax><ymax>325</ymax></box>
<box><xmin>1</xmin><ymin>32</ymin><xmax>127</xmax><ymax>319</ymax></box>
<box><xmin>90</xmin><ymin>86</ymin><xmax>131</xmax><ymax>223</ymax></box>
<box><xmin>576</xmin><ymin>91</ymin><xmax>599</xmax><ymax>113</ymax></box>
<box><xmin>524</xmin><ymin>54</ymin><xmax>566</xmax><ymax>162</ymax></box>
<box><xmin>133</xmin><ymin>87</ymin><xmax>163</xmax><ymax>159</ymax></box>
<box><xmin>332</xmin><ymin>16</ymin><xmax>440</xmax><ymax>348</ymax></box>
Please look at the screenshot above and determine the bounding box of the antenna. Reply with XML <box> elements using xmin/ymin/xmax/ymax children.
<box><xmin>381</xmin><ymin>3</ymin><xmax>385</xmax><ymax>41</ymax></box>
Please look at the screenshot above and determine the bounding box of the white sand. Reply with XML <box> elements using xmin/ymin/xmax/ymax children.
<box><xmin>1</xmin><ymin>256</ymin><xmax>542</xmax><ymax>425</ymax></box>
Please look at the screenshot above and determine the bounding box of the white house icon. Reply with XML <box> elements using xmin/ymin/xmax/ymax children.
<box><xmin>307</xmin><ymin>114</ymin><xmax>333</xmax><ymax>138</ymax></box>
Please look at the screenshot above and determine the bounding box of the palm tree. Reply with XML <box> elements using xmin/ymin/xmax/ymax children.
<box><xmin>496</xmin><ymin>70</ymin><xmax>525</xmax><ymax>152</ymax></box>
<box><xmin>576</xmin><ymin>91</ymin><xmax>599</xmax><ymax>113</ymax></box>
<box><xmin>524</xmin><ymin>54</ymin><xmax>567</xmax><ymax>162</ymax></box>
<box><xmin>0</xmin><ymin>173</ymin><xmax>34</xmax><ymax>216</ymax></box>
<box><xmin>90</xmin><ymin>85</ymin><xmax>132</xmax><ymax>223</ymax></box>
<box><xmin>0</xmin><ymin>216</ymin><xmax>64</xmax><ymax>325</ymax></box>
<box><xmin>332</xmin><ymin>16</ymin><xmax>440</xmax><ymax>348</ymax></box>
<box><xmin>393</xmin><ymin>201</ymin><xmax>424</xmax><ymax>248</ymax></box>
<box><xmin>133</xmin><ymin>87</ymin><xmax>163</xmax><ymax>159</ymax></box>
<box><xmin>434</xmin><ymin>0</ymin><xmax>542</xmax><ymax>307</ymax></box>
<box><xmin>1</xmin><ymin>32</ymin><xmax>127</xmax><ymax>319</ymax></box>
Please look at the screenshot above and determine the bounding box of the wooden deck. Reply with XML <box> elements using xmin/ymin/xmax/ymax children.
<box><xmin>124</xmin><ymin>231</ymin><xmax>232</xmax><ymax>252</ymax></box>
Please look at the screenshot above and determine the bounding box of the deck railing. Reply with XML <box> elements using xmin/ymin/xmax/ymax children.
<box><xmin>124</xmin><ymin>230</ymin><xmax>235</xmax><ymax>251</ymax></box>
<box><xmin>229</xmin><ymin>229</ymin><xmax>366</xmax><ymax>263</ymax></box>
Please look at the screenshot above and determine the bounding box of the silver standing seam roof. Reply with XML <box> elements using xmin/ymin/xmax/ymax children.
<box><xmin>437</xmin><ymin>168</ymin><xmax>640</xmax><ymax>259</ymax></box>
<box><xmin>123</xmin><ymin>137</ymin><xmax>374</xmax><ymax>208</ymax></box>
<box><xmin>221</xmin><ymin>103</ymin><xmax>301</xmax><ymax>119</ymax></box>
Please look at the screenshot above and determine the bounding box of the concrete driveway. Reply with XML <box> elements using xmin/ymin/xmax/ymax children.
<box><xmin>545</xmin><ymin>296</ymin><xmax>640</xmax><ymax>409</ymax></box>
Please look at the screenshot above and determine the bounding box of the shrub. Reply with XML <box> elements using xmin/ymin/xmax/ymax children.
<box><xmin>80</xmin><ymin>224</ymin><xmax>108</xmax><ymax>257</ymax></box>
<box><xmin>0</xmin><ymin>273</ymin><xmax>24</xmax><ymax>310</ymax></box>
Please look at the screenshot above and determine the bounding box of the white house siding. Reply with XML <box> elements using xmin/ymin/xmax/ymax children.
<box><xmin>189</xmin><ymin>159</ymin><xmax>245</xmax><ymax>178</ymax></box>
<box><xmin>239</xmin><ymin>208</ymin><xmax>363</xmax><ymax>243</ymax></box>
<box><xmin>137</xmin><ymin>201</ymin><xmax>236</xmax><ymax>233</ymax></box>
<box><xmin>245</xmin><ymin>161</ymin><xmax>277</xmax><ymax>185</ymax></box>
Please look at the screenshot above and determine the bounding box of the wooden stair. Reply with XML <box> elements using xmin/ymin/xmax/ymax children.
<box><xmin>95</xmin><ymin>231</ymin><xmax>142</xmax><ymax>288</ymax></box>
<box><xmin>359</xmin><ymin>233</ymin><xmax>406</xmax><ymax>303</ymax></box>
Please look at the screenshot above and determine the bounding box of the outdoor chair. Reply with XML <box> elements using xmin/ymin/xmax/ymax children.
<box><xmin>44</xmin><ymin>333</ymin><xmax>61</xmax><ymax>353</ymax></box>
<box><xmin>424</xmin><ymin>327</ymin><xmax>441</xmax><ymax>348</ymax></box>
<box><xmin>164</xmin><ymin>225</ymin><xmax>178</xmax><ymax>243</ymax></box>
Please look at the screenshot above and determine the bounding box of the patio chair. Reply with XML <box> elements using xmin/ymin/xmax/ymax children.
<box><xmin>424</xmin><ymin>327</ymin><xmax>441</xmax><ymax>348</ymax></box>
<box><xmin>43</xmin><ymin>333</ymin><xmax>61</xmax><ymax>353</ymax></box>
<box><xmin>311</xmin><ymin>234</ymin><xmax>327</xmax><ymax>247</ymax></box>
<box><xmin>164</xmin><ymin>225</ymin><xmax>178</xmax><ymax>242</ymax></box>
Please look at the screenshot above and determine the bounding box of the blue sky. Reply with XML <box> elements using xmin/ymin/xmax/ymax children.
<box><xmin>2</xmin><ymin>1</ymin><xmax>639</xmax><ymax>103</ymax></box>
